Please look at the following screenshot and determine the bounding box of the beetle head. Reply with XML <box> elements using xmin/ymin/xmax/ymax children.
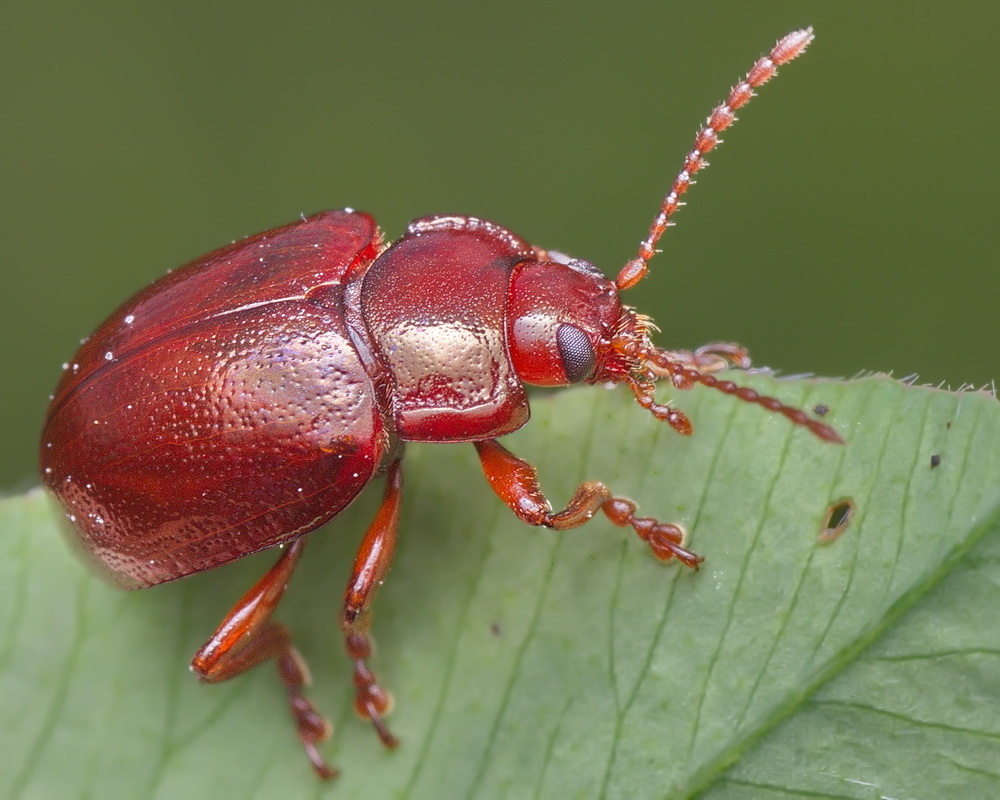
<box><xmin>506</xmin><ymin>251</ymin><xmax>698</xmax><ymax>390</ymax></box>
<box><xmin>507</xmin><ymin>255</ymin><xmax>624</xmax><ymax>387</ymax></box>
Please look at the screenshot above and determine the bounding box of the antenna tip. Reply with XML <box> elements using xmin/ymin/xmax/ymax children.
<box><xmin>811</xmin><ymin>419</ymin><xmax>845</xmax><ymax>444</ymax></box>
<box><xmin>773</xmin><ymin>28</ymin><xmax>815</xmax><ymax>65</ymax></box>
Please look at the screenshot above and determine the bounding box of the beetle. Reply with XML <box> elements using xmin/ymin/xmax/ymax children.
<box><xmin>40</xmin><ymin>28</ymin><xmax>837</xmax><ymax>780</ymax></box>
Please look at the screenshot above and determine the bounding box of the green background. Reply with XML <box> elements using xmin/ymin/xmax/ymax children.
<box><xmin>2</xmin><ymin>0</ymin><xmax>996</xmax><ymax>489</ymax></box>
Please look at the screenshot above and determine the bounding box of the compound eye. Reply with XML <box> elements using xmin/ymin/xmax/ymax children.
<box><xmin>556</xmin><ymin>323</ymin><xmax>596</xmax><ymax>383</ymax></box>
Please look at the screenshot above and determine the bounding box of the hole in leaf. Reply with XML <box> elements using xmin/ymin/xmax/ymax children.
<box><xmin>819</xmin><ymin>498</ymin><xmax>855</xmax><ymax>543</ymax></box>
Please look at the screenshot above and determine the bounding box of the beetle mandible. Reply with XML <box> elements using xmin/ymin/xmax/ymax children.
<box><xmin>40</xmin><ymin>28</ymin><xmax>837</xmax><ymax>780</ymax></box>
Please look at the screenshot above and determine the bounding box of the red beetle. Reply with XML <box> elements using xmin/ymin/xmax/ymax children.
<box><xmin>40</xmin><ymin>29</ymin><xmax>835</xmax><ymax>779</ymax></box>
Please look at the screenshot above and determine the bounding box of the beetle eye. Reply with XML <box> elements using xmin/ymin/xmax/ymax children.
<box><xmin>556</xmin><ymin>324</ymin><xmax>596</xmax><ymax>383</ymax></box>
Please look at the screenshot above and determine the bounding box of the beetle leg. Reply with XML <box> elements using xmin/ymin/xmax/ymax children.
<box><xmin>474</xmin><ymin>439</ymin><xmax>702</xmax><ymax>568</ymax></box>
<box><xmin>190</xmin><ymin>539</ymin><xmax>337</xmax><ymax>780</ymax></box>
<box><xmin>341</xmin><ymin>459</ymin><xmax>402</xmax><ymax>750</ymax></box>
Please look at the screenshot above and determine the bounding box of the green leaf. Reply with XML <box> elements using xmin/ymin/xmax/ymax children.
<box><xmin>3</xmin><ymin>375</ymin><xmax>999</xmax><ymax>799</ymax></box>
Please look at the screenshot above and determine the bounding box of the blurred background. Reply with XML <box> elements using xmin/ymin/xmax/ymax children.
<box><xmin>2</xmin><ymin>1</ymin><xmax>996</xmax><ymax>490</ymax></box>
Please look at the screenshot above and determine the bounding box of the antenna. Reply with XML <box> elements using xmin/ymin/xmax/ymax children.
<box><xmin>616</xmin><ymin>28</ymin><xmax>814</xmax><ymax>290</ymax></box>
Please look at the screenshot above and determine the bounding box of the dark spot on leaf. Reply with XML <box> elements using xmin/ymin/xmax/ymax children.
<box><xmin>819</xmin><ymin>498</ymin><xmax>855</xmax><ymax>543</ymax></box>
<box><xmin>813</xmin><ymin>404</ymin><xmax>829</xmax><ymax>416</ymax></box>
<box><xmin>930</xmin><ymin>453</ymin><xmax>941</xmax><ymax>468</ymax></box>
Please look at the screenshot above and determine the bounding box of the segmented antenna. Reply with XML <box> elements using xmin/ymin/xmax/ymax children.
<box><xmin>616</xmin><ymin>28</ymin><xmax>814</xmax><ymax>290</ymax></box>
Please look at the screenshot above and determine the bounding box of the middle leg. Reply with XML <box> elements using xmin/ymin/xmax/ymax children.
<box><xmin>340</xmin><ymin>459</ymin><xmax>403</xmax><ymax>749</ymax></box>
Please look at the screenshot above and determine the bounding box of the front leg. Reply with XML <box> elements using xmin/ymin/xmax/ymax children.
<box><xmin>473</xmin><ymin>439</ymin><xmax>702</xmax><ymax>568</ymax></box>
